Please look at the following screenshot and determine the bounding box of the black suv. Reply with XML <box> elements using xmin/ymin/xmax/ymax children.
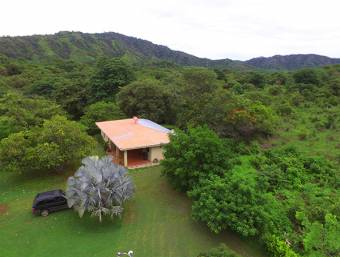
<box><xmin>32</xmin><ymin>189</ymin><xmax>69</xmax><ymax>216</ymax></box>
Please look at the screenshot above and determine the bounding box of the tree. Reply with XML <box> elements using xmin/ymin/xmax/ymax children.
<box><xmin>175</xmin><ymin>68</ymin><xmax>224</xmax><ymax>128</ymax></box>
<box><xmin>329</xmin><ymin>77</ymin><xmax>340</xmax><ymax>96</ymax></box>
<box><xmin>91</xmin><ymin>58</ymin><xmax>135</xmax><ymax>101</ymax></box>
<box><xmin>161</xmin><ymin>126</ymin><xmax>231</xmax><ymax>191</ymax></box>
<box><xmin>116</xmin><ymin>79</ymin><xmax>176</xmax><ymax>124</ymax></box>
<box><xmin>66</xmin><ymin>156</ymin><xmax>134</xmax><ymax>222</ymax></box>
<box><xmin>293</xmin><ymin>69</ymin><xmax>320</xmax><ymax>85</ymax></box>
<box><xmin>0</xmin><ymin>116</ymin><xmax>18</xmax><ymax>139</ymax></box>
<box><xmin>0</xmin><ymin>93</ymin><xmax>65</xmax><ymax>139</ymax></box>
<box><xmin>246</xmin><ymin>71</ymin><xmax>266</xmax><ymax>88</ymax></box>
<box><xmin>178</xmin><ymin>87</ymin><xmax>276</xmax><ymax>140</ymax></box>
<box><xmin>0</xmin><ymin>115</ymin><xmax>95</xmax><ymax>173</ymax></box>
<box><xmin>28</xmin><ymin>79</ymin><xmax>57</xmax><ymax>98</ymax></box>
<box><xmin>268</xmin><ymin>72</ymin><xmax>290</xmax><ymax>86</ymax></box>
<box><xmin>53</xmin><ymin>79</ymin><xmax>90</xmax><ymax>119</ymax></box>
<box><xmin>80</xmin><ymin>101</ymin><xmax>125</xmax><ymax>134</ymax></box>
<box><xmin>175</xmin><ymin>69</ymin><xmax>276</xmax><ymax>140</ymax></box>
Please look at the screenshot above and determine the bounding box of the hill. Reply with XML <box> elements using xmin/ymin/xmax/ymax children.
<box><xmin>0</xmin><ymin>31</ymin><xmax>244</xmax><ymax>69</ymax></box>
<box><xmin>0</xmin><ymin>31</ymin><xmax>339</xmax><ymax>70</ymax></box>
<box><xmin>246</xmin><ymin>54</ymin><xmax>340</xmax><ymax>70</ymax></box>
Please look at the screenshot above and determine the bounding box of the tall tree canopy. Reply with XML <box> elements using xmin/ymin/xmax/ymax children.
<box><xmin>91</xmin><ymin>58</ymin><xmax>135</xmax><ymax>101</ymax></box>
<box><xmin>80</xmin><ymin>101</ymin><xmax>125</xmax><ymax>134</ymax></box>
<box><xmin>116</xmin><ymin>78</ymin><xmax>176</xmax><ymax>124</ymax></box>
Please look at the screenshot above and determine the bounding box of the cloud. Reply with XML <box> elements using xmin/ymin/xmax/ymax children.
<box><xmin>1</xmin><ymin>0</ymin><xmax>339</xmax><ymax>60</ymax></box>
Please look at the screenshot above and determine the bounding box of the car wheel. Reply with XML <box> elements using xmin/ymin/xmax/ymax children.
<box><xmin>41</xmin><ymin>210</ymin><xmax>49</xmax><ymax>217</ymax></box>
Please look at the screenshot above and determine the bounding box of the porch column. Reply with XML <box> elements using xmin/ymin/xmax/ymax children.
<box><xmin>124</xmin><ymin>150</ymin><xmax>128</xmax><ymax>167</ymax></box>
<box><xmin>115</xmin><ymin>146</ymin><xmax>119</xmax><ymax>163</ymax></box>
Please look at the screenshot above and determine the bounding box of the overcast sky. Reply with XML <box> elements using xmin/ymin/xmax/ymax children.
<box><xmin>1</xmin><ymin>0</ymin><xmax>339</xmax><ymax>60</ymax></box>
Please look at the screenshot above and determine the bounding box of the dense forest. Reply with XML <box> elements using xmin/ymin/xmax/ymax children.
<box><xmin>0</xmin><ymin>32</ymin><xmax>339</xmax><ymax>257</ymax></box>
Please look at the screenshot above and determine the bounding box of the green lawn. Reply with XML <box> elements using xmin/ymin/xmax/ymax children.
<box><xmin>0</xmin><ymin>166</ymin><xmax>266</xmax><ymax>257</ymax></box>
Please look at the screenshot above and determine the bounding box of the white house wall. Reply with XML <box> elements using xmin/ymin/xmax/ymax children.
<box><xmin>149</xmin><ymin>146</ymin><xmax>164</xmax><ymax>164</ymax></box>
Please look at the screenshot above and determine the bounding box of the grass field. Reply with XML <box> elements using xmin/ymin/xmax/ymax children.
<box><xmin>0</xmin><ymin>166</ymin><xmax>266</xmax><ymax>257</ymax></box>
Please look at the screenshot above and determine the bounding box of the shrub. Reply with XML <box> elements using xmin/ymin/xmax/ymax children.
<box><xmin>265</xmin><ymin>235</ymin><xmax>300</xmax><ymax>257</ymax></box>
<box><xmin>66</xmin><ymin>156</ymin><xmax>134</xmax><ymax>222</ymax></box>
<box><xmin>189</xmin><ymin>170</ymin><xmax>272</xmax><ymax>236</ymax></box>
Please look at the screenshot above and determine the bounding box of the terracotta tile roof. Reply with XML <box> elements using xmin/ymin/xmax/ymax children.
<box><xmin>96</xmin><ymin>118</ymin><xmax>170</xmax><ymax>150</ymax></box>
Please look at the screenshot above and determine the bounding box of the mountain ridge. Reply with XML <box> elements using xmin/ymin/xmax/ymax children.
<box><xmin>0</xmin><ymin>31</ymin><xmax>339</xmax><ymax>70</ymax></box>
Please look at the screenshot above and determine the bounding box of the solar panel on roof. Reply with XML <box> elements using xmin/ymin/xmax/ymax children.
<box><xmin>138</xmin><ymin>119</ymin><xmax>171</xmax><ymax>133</ymax></box>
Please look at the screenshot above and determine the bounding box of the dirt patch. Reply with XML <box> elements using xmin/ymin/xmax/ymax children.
<box><xmin>0</xmin><ymin>204</ymin><xmax>8</xmax><ymax>215</ymax></box>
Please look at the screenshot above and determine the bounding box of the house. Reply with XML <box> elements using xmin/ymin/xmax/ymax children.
<box><xmin>96</xmin><ymin>117</ymin><xmax>171</xmax><ymax>169</ymax></box>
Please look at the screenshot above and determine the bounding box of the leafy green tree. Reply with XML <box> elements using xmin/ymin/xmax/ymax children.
<box><xmin>80</xmin><ymin>101</ymin><xmax>125</xmax><ymax>134</ymax></box>
<box><xmin>161</xmin><ymin>126</ymin><xmax>231</xmax><ymax>191</ymax></box>
<box><xmin>176</xmin><ymin>69</ymin><xmax>276</xmax><ymax>140</ymax></box>
<box><xmin>268</xmin><ymin>72</ymin><xmax>290</xmax><ymax>86</ymax></box>
<box><xmin>116</xmin><ymin>79</ymin><xmax>176</xmax><ymax>124</ymax></box>
<box><xmin>53</xmin><ymin>79</ymin><xmax>90</xmax><ymax>119</ymax></box>
<box><xmin>0</xmin><ymin>115</ymin><xmax>95</xmax><ymax>173</ymax></box>
<box><xmin>213</xmin><ymin>69</ymin><xmax>227</xmax><ymax>81</ymax></box>
<box><xmin>0</xmin><ymin>93</ymin><xmax>65</xmax><ymax>139</ymax></box>
<box><xmin>329</xmin><ymin>77</ymin><xmax>340</xmax><ymax>96</ymax></box>
<box><xmin>178</xmin><ymin>88</ymin><xmax>276</xmax><ymax>140</ymax></box>
<box><xmin>91</xmin><ymin>57</ymin><xmax>135</xmax><ymax>101</ymax></box>
<box><xmin>293</xmin><ymin>69</ymin><xmax>321</xmax><ymax>85</ymax></box>
<box><xmin>29</xmin><ymin>79</ymin><xmax>57</xmax><ymax>97</ymax></box>
<box><xmin>246</xmin><ymin>71</ymin><xmax>266</xmax><ymax>88</ymax></box>
<box><xmin>0</xmin><ymin>116</ymin><xmax>18</xmax><ymax>139</ymax></box>
<box><xmin>66</xmin><ymin>156</ymin><xmax>134</xmax><ymax>222</ymax></box>
<box><xmin>175</xmin><ymin>68</ymin><xmax>225</xmax><ymax>128</ymax></box>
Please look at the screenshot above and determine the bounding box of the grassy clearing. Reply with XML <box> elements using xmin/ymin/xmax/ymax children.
<box><xmin>0</xmin><ymin>166</ymin><xmax>266</xmax><ymax>257</ymax></box>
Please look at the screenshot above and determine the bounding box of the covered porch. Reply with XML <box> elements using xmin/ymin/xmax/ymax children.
<box><xmin>107</xmin><ymin>142</ymin><xmax>153</xmax><ymax>169</ymax></box>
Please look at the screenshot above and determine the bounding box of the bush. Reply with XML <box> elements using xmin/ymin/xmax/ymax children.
<box><xmin>66</xmin><ymin>156</ymin><xmax>134</xmax><ymax>222</ymax></box>
<box><xmin>189</xmin><ymin>172</ymin><xmax>267</xmax><ymax>236</ymax></box>
<box><xmin>265</xmin><ymin>235</ymin><xmax>300</xmax><ymax>257</ymax></box>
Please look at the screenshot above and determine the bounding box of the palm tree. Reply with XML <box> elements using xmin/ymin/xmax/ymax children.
<box><xmin>66</xmin><ymin>156</ymin><xmax>134</xmax><ymax>222</ymax></box>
